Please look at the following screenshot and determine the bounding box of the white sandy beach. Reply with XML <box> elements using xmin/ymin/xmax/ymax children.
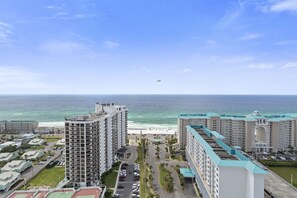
<box><xmin>39</xmin><ymin>122</ymin><xmax>177</xmax><ymax>135</ymax></box>
<box><xmin>128</xmin><ymin>128</ymin><xmax>176</xmax><ymax>135</ymax></box>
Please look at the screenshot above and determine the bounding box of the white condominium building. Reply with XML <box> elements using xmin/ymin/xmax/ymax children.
<box><xmin>178</xmin><ymin>111</ymin><xmax>297</xmax><ymax>152</ymax></box>
<box><xmin>65</xmin><ymin>103</ymin><xmax>127</xmax><ymax>187</ymax></box>
<box><xmin>186</xmin><ymin>125</ymin><xmax>266</xmax><ymax>198</ymax></box>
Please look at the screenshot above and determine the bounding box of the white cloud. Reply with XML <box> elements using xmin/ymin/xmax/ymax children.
<box><xmin>240</xmin><ymin>33</ymin><xmax>262</xmax><ymax>41</ymax></box>
<box><xmin>282</xmin><ymin>62</ymin><xmax>297</xmax><ymax>69</ymax></box>
<box><xmin>249</xmin><ymin>63</ymin><xmax>274</xmax><ymax>70</ymax></box>
<box><xmin>216</xmin><ymin>0</ymin><xmax>249</xmax><ymax>28</ymax></box>
<box><xmin>41</xmin><ymin>41</ymin><xmax>87</xmax><ymax>54</ymax></box>
<box><xmin>0</xmin><ymin>21</ymin><xmax>12</xmax><ymax>46</ymax></box>
<box><xmin>175</xmin><ymin>68</ymin><xmax>192</xmax><ymax>73</ymax></box>
<box><xmin>102</xmin><ymin>41</ymin><xmax>120</xmax><ymax>49</ymax></box>
<box><xmin>0</xmin><ymin>66</ymin><xmax>56</xmax><ymax>93</ymax></box>
<box><xmin>270</xmin><ymin>0</ymin><xmax>297</xmax><ymax>13</ymax></box>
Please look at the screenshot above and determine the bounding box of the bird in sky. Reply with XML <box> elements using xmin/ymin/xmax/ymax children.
<box><xmin>156</xmin><ymin>80</ymin><xmax>161</xmax><ymax>83</ymax></box>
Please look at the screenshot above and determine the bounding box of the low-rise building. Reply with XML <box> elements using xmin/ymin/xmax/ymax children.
<box><xmin>1</xmin><ymin>160</ymin><xmax>32</xmax><ymax>173</ymax></box>
<box><xmin>0</xmin><ymin>141</ymin><xmax>21</xmax><ymax>150</ymax></box>
<box><xmin>56</xmin><ymin>139</ymin><xmax>65</xmax><ymax>146</ymax></box>
<box><xmin>0</xmin><ymin>171</ymin><xmax>20</xmax><ymax>192</ymax></box>
<box><xmin>28</xmin><ymin>138</ymin><xmax>45</xmax><ymax>146</ymax></box>
<box><xmin>21</xmin><ymin>150</ymin><xmax>44</xmax><ymax>161</ymax></box>
<box><xmin>0</xmin><ymin>153</ymin><xmax>19</xmax><ymax>162</ymax></box>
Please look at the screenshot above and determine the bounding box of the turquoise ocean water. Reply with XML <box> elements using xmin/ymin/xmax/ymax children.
<box><xmin>0</xmin><ymin>95</ymin><xmax>297</xmax><ymax>128</ymax></box>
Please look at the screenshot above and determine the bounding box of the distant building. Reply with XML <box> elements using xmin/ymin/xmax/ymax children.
<box><xmin>65</xmin><ymin>103</ymin><xmax>127</xmax><ymax>187</ymax></box>
<box><xmin>21</xmin><ymin>150</ymin><xmax>44</xmax><ymax>161</ymax></box>
<box><xmin>0</xmin><ymin>171</ymin><xmax>20</xmax><ymax>192</ymax></box>
<box><xmin>28</xmin><ymin>138</ymin><xmax>45</xmax><ymax>146</ymax></box>
<box><xmin>7</xmin><ymin>187</ymin><xmax>105</xmax><ymax>198</ymax></box>
<box><xmin>0</xmin><ymin>153</ymin><xmax>19</xmax><ymax>162</ymax></box>
<box><xmin>0</xmin><ymin>121</ymin><xmax>5</xmax><ymax>133</ymax></box>
<box><xmin>184</xmin><ymin>125</ymin><xmax>266</xmax><ymax>198</ymax></box>
<box><xmin>1</xmin><ymin>120</ymin><xmax>38</xmax><ymax>134</ymax></box>
<box><xmin>178</xmin><ymin>111</ymin><xmax>297</xmax><ymax>152</ymax></box>
<box><xmin>1</xmin><ymin>160</ymin><xmax>32</xmax><ymax>173</ymax></box>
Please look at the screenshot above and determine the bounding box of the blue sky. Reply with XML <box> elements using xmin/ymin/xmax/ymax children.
<box><xmin>0</xmin><ymin>0</ymin><xmax>296</xmax><ymax>94</ymax></box>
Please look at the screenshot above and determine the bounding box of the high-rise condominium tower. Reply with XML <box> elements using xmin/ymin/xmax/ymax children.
<box><xmin>178</xmin><ymin>111</ymin><xmax>297</xmax><ymax>153</ymax></box>
<box><xmin>65</xmin><ymin>103</ymin><xmax>127</xmax><ymax>187</ymax></box>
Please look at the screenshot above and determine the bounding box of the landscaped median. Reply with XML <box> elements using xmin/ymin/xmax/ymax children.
<box><xmin>158</xmin><ymin>163</ymin><xmax>174</xmax><ymax>193</ymax></box>
<box><xmin>136</xmin><ymin>138</ymin><xmax>157</xmax><ymax>198</ymax></box>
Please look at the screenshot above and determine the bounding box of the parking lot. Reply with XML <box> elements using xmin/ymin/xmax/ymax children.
<box><xmin>114</xmin><ymin>163</ymin><xmax>140</xmax><ymax>198</ymax></box>
<box><xmin>254</xmin><ymin>150</ymin><xmax>297</xmax><ymax>161</ymax></box>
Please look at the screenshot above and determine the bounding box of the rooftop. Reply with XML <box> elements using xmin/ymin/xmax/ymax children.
<box><xmin>187</xmin><ymin>125</ymin><xmax>267</xmax><ymax>175</ymax></box>
<box><xmin>8</xmin><ymin>160</ymin><xmax>23</xmax><ymax>168</ymax></box>
<box><xmin>0</xmin><ymin>153</ymin><xmax>11</xmax><ymax>159</ymax></box>
<box><xmin>0</xmin><ymin>171</ymin><xmax>20</xmax><ymax>188</ymax></box>
<box><xmin>179</xmin><ymin>168</ymin><xmax>195</xmax><ymax>178</ymax></box>
<box><xmin>65</xmin><ymin>113</ymin><xmax>107</xmax><ymax>122</ymax></box>
<box><xmin>179</xmin><ymin>111</ymin><xmax>297</xmax><ymax>122</ymax></box>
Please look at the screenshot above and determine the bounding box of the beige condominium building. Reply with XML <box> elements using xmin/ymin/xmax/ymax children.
<box><xmin>0</xmin><ymin>120</ymin><xmax>38</xmax><ymax>133</ymax></box>
<box><xmin>178</xmin><ymin>111</ymin><xmax>297</xmax><ymax>153</ymax></box>
<box><xmin>65</xmin><ymin>103</ymin><xmax>127</xmax><ymax>187</ymax></box>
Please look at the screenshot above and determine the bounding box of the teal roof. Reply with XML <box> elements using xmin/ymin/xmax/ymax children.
<box><xmin>186</xmin><ymin>125</ymin><xmax>267</xmax><ymax>175</ymax></box>
<box><xmin>180</xmin><ymin>168</ymin><xmax>195</xmax><ymax>178</ymax></box>
<box><xmin>178</xmin><ymin>112</ymin><xmax>297</xmax><ymax>122</ymax></box>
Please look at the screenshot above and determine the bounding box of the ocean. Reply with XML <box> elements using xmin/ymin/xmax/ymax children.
<box><xmin>0</xmin><ymin>95</ymin><xmax>297</xmax><ymax>129</ymax></box>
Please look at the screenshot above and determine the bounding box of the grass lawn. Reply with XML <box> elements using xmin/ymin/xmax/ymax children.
<box><xmin>103</xmin><ymin>171</ymin><xmax>118</xmax><ymax>188</ymax></box>
<box><xmin>158</xmin><ymin>163</ymin><xmax>174</xmax><ymax>193</ymax></box>
<box><xmin>269</xmin><ymin>167</ymin><xmax>297</xmax><ymax>187</ymax></box>
<box><xmin>42</xmin><ymin>138</ymin><xmax>60</xmax><ymax>143</ymax></box>
<box><xmin>22</xmin><ymin>167</ymin><xmax>64</xmax><ymax>189</ymax></box>
<box><xmin>101</xmin><ymin>161</ymin><xmax>121</xmax><ymax>188</ymax></box>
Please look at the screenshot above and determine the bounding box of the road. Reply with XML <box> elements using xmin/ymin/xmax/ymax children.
<box><xmin>1</xmin><ymin>141</ymin><xmax>62</xmax><ymax>198</ymax></box>
<box><xmin>114</xmin><ymin>142</ymin><xmax>138</xmax><ymax>198</ymax></box>
<box><xmin>139</xmin><ymin>134</ymin><xmax>198</xmax><ymax>198</ymax></box>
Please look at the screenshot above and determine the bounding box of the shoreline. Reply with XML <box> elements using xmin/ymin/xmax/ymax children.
<box><xmin>38</xmin><ymin>121</ymin><xmax>177</xmax><ymax>135</ymax></box>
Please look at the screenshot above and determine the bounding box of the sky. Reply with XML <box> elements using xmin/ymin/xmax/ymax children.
<box><xmin>0</xmin><ymin>0</ymin><xmax>297</xmax><ymax>95</ymax></box>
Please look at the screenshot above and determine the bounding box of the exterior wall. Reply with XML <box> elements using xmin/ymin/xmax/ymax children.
<box><xmin>246</xmin><ymin>173</ymin><xmax>265</xmax><ymax>198</ymax></box>
<box><xmin>220</xmin><ymin>120</ymin><xmax>232</xmax><ymax>145</ymax></box>
<box><xmin>245</xmin><ymin>121</ymin><xmax>254</xmax><ymax>152</ymax></box>
<box><xmin>105</xmin><ymin>117</ymin><xmax>113</xmax><ymax>171</ymax></box>
<box><xmin>219</xmin><ymin>167</ymin><xmax>247</xmax><ymax>198</ymax></box>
